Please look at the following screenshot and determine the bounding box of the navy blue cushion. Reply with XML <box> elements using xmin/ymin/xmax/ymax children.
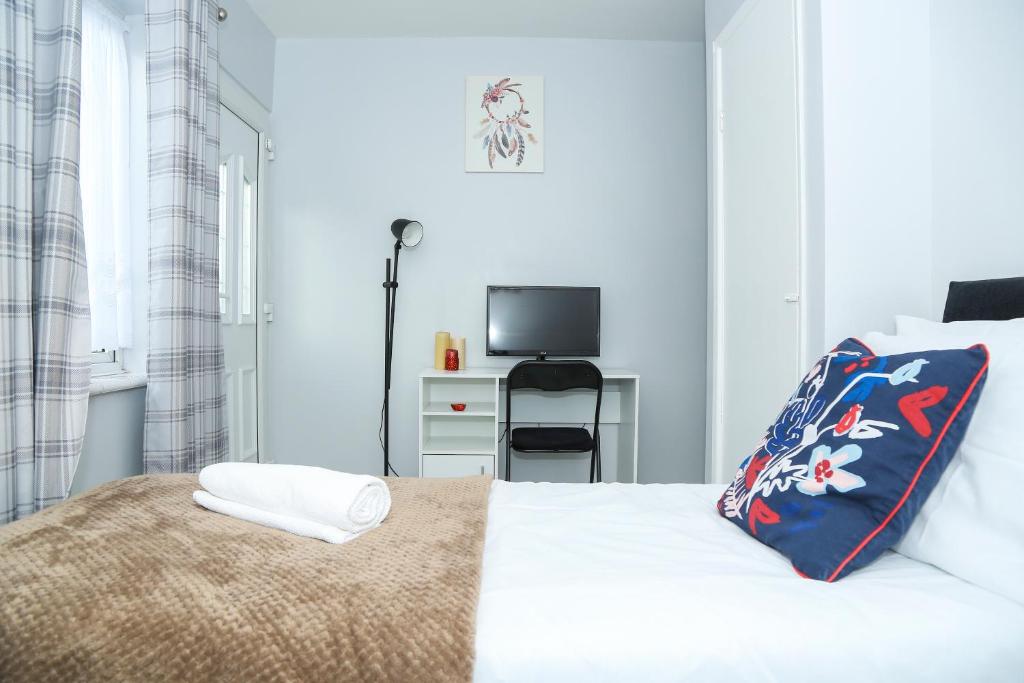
<box><xmin>718</xmin><ymin>338</ymin><xmax>989</xmax><ymax>581</ymax></box>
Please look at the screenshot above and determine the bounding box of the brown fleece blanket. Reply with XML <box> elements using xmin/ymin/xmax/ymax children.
<box><xmin>0</xmin><ymin>474</ymin><xmax>491</xmax><ymax>682</ymax></box>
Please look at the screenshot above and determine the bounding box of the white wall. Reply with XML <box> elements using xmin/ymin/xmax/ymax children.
<box><xmin>267</xmin><ymin>37</ymin><xmax>708</xmax><ymax>483</ymax></box>
<box><xmin>807</xmin><ymin>0</ymin><xmax>1022</xmax><ymax>345</ymax></box>
<box><xmin>817</xmin><ymin>0</ymin><xmax>934</xmax><ymax>343</ymax></box>
<box><xmin>709</xmin><ymin>0</ymin><xmax>1020</xmax><ymax>359</ymax></box>
<box><xmin>219</xmin><ymin>0</ymin><xmax>276</xmax><ymax>111</ymax></box>
<box><xmin>930</xmin><ymin>0</ymin><xmax>1024</xmax><ymax>313</ymax></box>
<box><xmin>73</xmin><ymin>387</ymin><xmax>145</xmax><ymax>495</ymax></box>
<box><xmin>705</xmin><ymin>0</ymin><xmax>748</xmax><ymax>42</ymax></box>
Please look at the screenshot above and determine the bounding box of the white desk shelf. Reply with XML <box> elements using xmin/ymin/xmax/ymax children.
<box><xmin>422</xmin><ymin>401</ymin><xmax>495</xmax><ymax>416</ymax></box>
<box><xmin>422</xmin><ymin>435</ymin><xmax>497</xmax><ymax>454</ymax></box>
<box><xmin>419</xmin><ymin>371</ymin><xmax>500</xmax><ymax>478</ymax></box>
<box><xmin>418</xmin><ymin>367</ymin><xmax>640</xmax><ymax>482</ymax></box>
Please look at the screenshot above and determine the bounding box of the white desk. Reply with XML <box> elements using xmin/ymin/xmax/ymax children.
<box><xmin>418</xmin><ymin>367</ymin><xmax>640</xmax><ymax>482</ymax></box>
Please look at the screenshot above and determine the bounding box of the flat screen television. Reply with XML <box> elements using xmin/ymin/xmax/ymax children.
<box><xmin>486</xmin><ymin>286</ymin><xmax>600</xmax><ymax>357</ymax></box>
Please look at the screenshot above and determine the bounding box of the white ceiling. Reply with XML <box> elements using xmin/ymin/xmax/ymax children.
<box><xmin>245</xmin><ymin>0</ymin><xmax>706</xmax><ymax>42</ymax></box>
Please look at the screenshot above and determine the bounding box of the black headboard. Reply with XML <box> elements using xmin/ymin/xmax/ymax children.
<box><xmin>943</xmin><ymin>277</ymin><xmax>1024</xmax><ymax>322</ymax></box>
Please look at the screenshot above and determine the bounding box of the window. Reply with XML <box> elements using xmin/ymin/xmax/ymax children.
<box><xmin>81</xmin><ymin>0</ymin><xmax>132</xmax><ymax>375</ymax></box>
<box><xmin>239</xmin><ymin>177</ymin><xmax>254</xmax><ymax>319</ymax></box>
<box><xmin>218</xmin><ymin>157</ymin><xmax>257</xmax><ymax>325</ymax></box>
<box><xmin>90</xmin><ymin>349</ymin><xmax>120</xmax><ymax>376</ymax></box>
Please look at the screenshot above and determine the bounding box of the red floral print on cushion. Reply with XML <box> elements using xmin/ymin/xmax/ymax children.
<box><xmin>748</xmin><ymin>498</ymin><xmax>780</xmax><ymax>536</ymax></box>
<box><xmin>744</xmin><ymin>454</ymin><xmax>772</xmax><ymax>490</ymax></box>
<box><xmin>898</xmin><ymin>386</ymin><xmax>949</xmax><ymax>438</ymax></box>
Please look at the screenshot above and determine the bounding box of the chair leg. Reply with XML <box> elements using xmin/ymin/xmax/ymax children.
<box><xmin>595</xmin><ymin>435</ymin><xmax>602</xmax><ymax>483</ymax></box>
<box><xmin>589</xmin><ymin>449</ymin><xmax>596</xmax><ymax>483</ymax></box>
<box><xmin>505</xmin><ymin>439</ymin><xmax>511</xmax><ymax>482</ymax></box>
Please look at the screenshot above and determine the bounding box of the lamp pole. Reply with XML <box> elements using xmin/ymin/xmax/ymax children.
<box><xmin>380</xmin><ymin>219</ymin><xmax>423</xmax><ymax>477</ymax></box>
<box><xmin>382</xmin><ymin>241</ymin><xmax>401</xmax><ymax>476</ymax></box>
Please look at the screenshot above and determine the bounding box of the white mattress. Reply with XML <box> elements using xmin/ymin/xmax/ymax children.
<box><xmin>474</xmin><ymin>481</ymin><xmax>1024</xmax><ymax>682</ymax></box>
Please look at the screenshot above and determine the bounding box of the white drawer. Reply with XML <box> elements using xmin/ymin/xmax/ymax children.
<box><xmin>422</xmin><ymin>454</ymin><xmax>494</xmax><ymax>478</ymax></box>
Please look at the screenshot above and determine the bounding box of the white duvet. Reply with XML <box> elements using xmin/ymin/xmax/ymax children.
<box><xmin>474</xmin><ymin>481</ymin><xmax>1024</xmax><ymax>682</ymax></box>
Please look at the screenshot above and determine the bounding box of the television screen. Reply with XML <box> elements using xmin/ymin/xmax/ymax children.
<box><xmin>486</xmin><ymin>286</ymin><xmax>600</xmax><ymax>357</ymax></box>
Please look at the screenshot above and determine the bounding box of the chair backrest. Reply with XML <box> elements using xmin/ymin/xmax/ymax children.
<box><xmin>506</xmin><ymin>360</ymin><xmax>603</xmax><ymax>433</ymax></box>
<box><xmin>507</xmin><ymin>359</ymin><xmax>603</xmax><ymax>392</ymax></box>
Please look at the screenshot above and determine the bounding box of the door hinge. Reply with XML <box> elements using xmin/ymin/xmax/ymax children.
<box><xmin>719</xmin><ymin>111</ymin><xmax>725</xmax><ymax>133</ymax></box>
<box><xmin>784</xmin><ymin>294</ymin><xmax>800</xmax><ymax>303</ymax></box>
<box><xmin>263</xmin><ymin>302</ymin><xmax>275</xmax><ymax>322</ymax></box>
<box><xmin>265</xmin><ymin>137</ymin><xmax>276</xmax><ymax>161</ymax></box>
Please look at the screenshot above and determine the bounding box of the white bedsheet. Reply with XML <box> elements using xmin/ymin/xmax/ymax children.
<box><xmin>474</xmin><ymin>481</ymin><xmax>1024</xmax><ymax>682</ymax></box>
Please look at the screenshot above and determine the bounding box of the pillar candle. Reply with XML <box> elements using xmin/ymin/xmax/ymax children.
<box><xmin>453</xmin><ymin>336</ymin><xmax>467</xmax><ymax>370</ymax></box>
<box><xmin>433</xmin><ymin>331</ymin><xmax>451</xmax><ymax>370</ymax></box>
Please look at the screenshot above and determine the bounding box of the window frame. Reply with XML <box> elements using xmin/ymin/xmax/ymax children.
<box><xmin>82</xmin><ymin>0</ymin><xmax>134</xmax><ymax>381</ymax></box>
<box><xmin>90</xmin><ymin>348</ymin><xmax>123</xmax><ymax>376</ymax></box>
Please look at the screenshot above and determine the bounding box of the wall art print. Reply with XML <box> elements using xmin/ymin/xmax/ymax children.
<box><xmin>465</xmin><ymin>76</ymin><xmax>544</xmax><ymax>173</ymax></box>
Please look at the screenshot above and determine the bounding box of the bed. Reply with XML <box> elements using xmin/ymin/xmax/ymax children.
<box><xmin>476</xmin><ymin>482</ymin><xmax>1024</xmax><ymax>682</ymax></box>
<box><xmin>2</xmin><ymin>278</ymin><xmax>1023</xmax><ymax>682</ymax></box>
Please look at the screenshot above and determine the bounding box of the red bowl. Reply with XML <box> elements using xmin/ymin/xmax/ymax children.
<box><xmin>450</xmin><ymin>403</ymin><xmax>467</xmax><ymax>412</ymax></box>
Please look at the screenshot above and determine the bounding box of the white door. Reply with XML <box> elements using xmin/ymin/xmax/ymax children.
<box><xmin>710</xmin><ymin>0</ymin><xmax>803</xmax><ymax>483</ymax></box>
<box><xmin>219</xmin><ymin>105</ymin><xmax>260</xmax><ymax>462</ymax></box>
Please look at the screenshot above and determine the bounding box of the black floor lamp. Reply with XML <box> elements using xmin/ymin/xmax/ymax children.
<box><xmin>382</xmin><ymin>219</ymin><xmax>424</xmax><ymax>476</ymax></box>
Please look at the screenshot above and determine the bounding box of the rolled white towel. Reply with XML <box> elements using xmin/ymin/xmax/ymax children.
<box><xmin>193</xmin><ymin>462</ymin><xmax>391</xmax><ymax>543</ymax></box>
<box><xmin>193</xmin><ymin>490</ymin><xmax>355</xmax><ymax>544</ymax></box>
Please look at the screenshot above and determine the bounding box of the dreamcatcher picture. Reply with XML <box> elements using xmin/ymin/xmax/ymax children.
<box><xmin>465</xmin><ymin>76</ymin><xmax>544</xmax><ymax>173</ymax></box>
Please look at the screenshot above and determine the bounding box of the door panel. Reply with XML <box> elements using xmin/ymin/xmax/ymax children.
<box><xmin>713</xmin><ymin>0</ymin><xmax>802</xmax><ymax>482</ymax></box>
<box><xmin>219</xmin><ymin>105</ymin><xmax>260</xmax><ymax>463</ymax></box>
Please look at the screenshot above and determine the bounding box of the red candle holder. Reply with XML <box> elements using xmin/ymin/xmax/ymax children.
<box><xmin>444</xmin><ymin>348</ymin><xmax>460</xmax><ymax>371</ymax></box>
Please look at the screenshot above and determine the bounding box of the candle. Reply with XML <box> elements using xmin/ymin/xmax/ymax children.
<box><xmin>433</xmin><ymin>331</ymin><xmax>450</xmax><ymax>370</ymax></box>
<box><xmin>453</xmin><ymin>336</ymin><xmax>467</xmax><ymax>370</ymax></box>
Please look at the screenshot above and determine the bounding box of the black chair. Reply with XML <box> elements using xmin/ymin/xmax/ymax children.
<box><xmin>504</xmin><ymin>360</ymin><xmax>603</xmax><ymax>483</ymax></box>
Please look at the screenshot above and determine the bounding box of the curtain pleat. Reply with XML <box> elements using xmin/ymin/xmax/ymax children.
<box><xmin>0</xmin><ymin>0</ymin><xmax>91</xmax><ymax>523</ymax></box>
<box><xmin>143</xmin><ymin>0</ymin><xmax>226</xmax><ymax>473</ymax></box>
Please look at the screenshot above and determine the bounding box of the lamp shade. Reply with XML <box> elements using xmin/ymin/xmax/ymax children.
<box><xmin>391</xmin><ymin>219</ymin><xmax>423</xmax><ymax>247</ymax></box>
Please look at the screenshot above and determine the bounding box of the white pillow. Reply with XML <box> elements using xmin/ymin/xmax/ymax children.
<box><xmin>895</xmin><ymin>314</ymin><xmax>1024</xmax><ymax>336</ymax></box>
<box><xmin>863</xmin><ymin>316</ymin><xmax>1024</xmax><ymax>604</ymax></box>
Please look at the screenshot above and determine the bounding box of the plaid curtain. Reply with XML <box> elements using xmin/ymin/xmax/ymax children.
<box><xmin>0</xmin><ymin>0</ymin><xmax>91</xmax><ymax>523</ymax></box>
<box><xmin>143</xmin><ymin>0</ymin><xmax>226</xmax><ymax>473</ymax></box>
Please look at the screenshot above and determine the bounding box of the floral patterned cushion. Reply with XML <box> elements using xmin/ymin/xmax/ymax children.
<box><xmin>718</xmin><ymin>338</ymin><xmax>989</xmax><ymax>581</ymax></box>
